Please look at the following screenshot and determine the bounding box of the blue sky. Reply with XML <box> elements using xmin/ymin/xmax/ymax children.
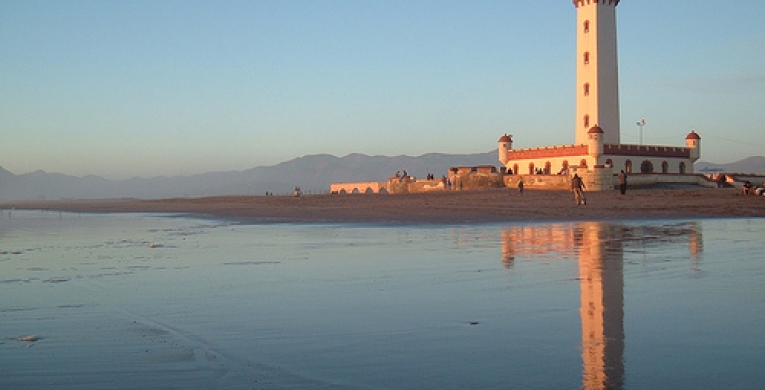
<box><xmin>2</xmin><ymin>0</ymin><xmax>764</xmax><ymax>179</ymax></box>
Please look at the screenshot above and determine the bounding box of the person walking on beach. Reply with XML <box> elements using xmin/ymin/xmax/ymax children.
<box><xmin>518</xmin><ymin>177</ymin><xmax>524</xmax><ymax>196</ymax></box>
<box><xmin>618</xmin><ymin>170</ymin><xmax>627</xmax><ymax>195</ymax></box>
<box><xmin>572</xmin><ymin>174</ymin><xmax>586</xmax><ymax>205</ymax></box>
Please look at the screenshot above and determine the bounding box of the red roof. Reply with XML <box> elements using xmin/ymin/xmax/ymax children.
<box><xmin>686</xmin><ymin>131</ymin><xmax>701</xmax><ymax>140</ymax></box>
<box><xmin>498</xmin><ymin>134</ymin><xmax>512</xmax><ymax>142</ymax></box>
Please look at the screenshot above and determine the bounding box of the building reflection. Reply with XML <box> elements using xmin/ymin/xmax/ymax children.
<box><xmin>500</xmin><ymin>221</ymin><xmax>702</xmax><ymax>390</ymax></box>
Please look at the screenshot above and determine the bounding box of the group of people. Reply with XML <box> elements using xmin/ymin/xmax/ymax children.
<box><xmin>742</xmin><ymin>181</ymin><xmax>765</xmax><ymax>196</ymax></box>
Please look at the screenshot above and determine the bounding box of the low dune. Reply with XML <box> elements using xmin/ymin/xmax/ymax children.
<box><xmin>2</xmin><ymin>187</ymin><xmax>764</xmax><ymax>224</ymax></box>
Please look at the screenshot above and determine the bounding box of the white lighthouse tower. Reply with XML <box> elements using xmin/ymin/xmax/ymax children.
<box><xmin>574</xmin><ymin>0</ymin><xmax>621</xmax><ymax>146</ymax></box>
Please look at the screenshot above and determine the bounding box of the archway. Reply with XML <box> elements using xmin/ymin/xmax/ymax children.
<box><xmin>544</xmin><ymin>161</ymin><xmax>551</xmax><ymax>174</ymax></box>
<box><xmin>640</xmin><ymin>160</ymin><xmax>654</xmax><ymax>174</ymax></box>
<box><xmin>661</xmin><ymin>161</ymin><xmax>669</xmax><ymax>173</ymax></box>
<box><xmin>528</xmin><ymin>163</ymin><xmax>535</xmax><ymax>175</ymax></box>
<box><xmin>625</xmin><ymin>160</ymin><xmax>632</xmax><ymax>174</ymax></box>
<box><xmin>679</xmin><ymin>162</ymin><xmax>686</xmax><ymax>174</ymax></box>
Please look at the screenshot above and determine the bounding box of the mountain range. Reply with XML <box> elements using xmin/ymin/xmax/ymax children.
<box><xmin>0</xmin><ymin>151</ymin><xmax>498</xmax><ymax>201</ymax></box>
<box><xmin>1</xmin><ymin>153</ymin><xmax>763</xmax><ymax>201</ymax></box>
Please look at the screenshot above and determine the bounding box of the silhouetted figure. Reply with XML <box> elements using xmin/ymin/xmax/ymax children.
<box><xmin>743</xmin><ymin>181</ymin><xmax>753</xmax><ymax>195</ymax></box>
<box><xmin>618</xmin><ymin>170</ymin><xmax>627</xmax><ymax>195</ymax></box>
<box><xmin>572</xmin><ymin>174</ymin><xmax>586</xmax><ymax>205</ymax></box>
<box><xmin>518</xmin><ymin>178</ymin><xmax>524</xmax><ymax>196</ymax></box>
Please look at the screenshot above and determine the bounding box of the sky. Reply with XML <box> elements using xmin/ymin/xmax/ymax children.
<box><xmin>1</xmin><ymin>0</ymin><xmax>764</xmax><ymax>179</ymax></box>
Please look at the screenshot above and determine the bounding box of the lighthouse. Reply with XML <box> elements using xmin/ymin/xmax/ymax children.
<box><xmin>574</xmin><ymin>0</ymin><xmax>621</xmax><ymax>146</ymax></box>
<box><xmin>495</xmin><ymin>1</ymin><xmax>700</xmax><ymax>188</ymax></box>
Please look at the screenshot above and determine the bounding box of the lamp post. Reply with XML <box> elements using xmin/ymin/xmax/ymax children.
<box><xmin>636</xmin><ymin>119</ymin><xmax>646</xmax><ymax>145</ymax></box>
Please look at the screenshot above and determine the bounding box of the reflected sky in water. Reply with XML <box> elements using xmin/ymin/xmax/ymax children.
<box><xmin>1</xmin><ymin>211</ymin><xmax>763</xmax><ymax>389</ymax></box>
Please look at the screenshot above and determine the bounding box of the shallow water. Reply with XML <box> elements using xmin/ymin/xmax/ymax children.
<box><xmin>1</xmin><ymin>211</ymin><xmax>763</xmax><ymax>389</ymax></box>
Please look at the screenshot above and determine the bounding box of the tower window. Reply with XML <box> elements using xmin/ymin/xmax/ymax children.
<box><xmin>583</xmin><ymin>52</ymin><xmax>590</xmax><ymax>65</ymax></box>
<box><xmin>584</xmin><ymin>115</ymin><xmax>590</xmax><ymax>128</ymax></box>
<box><xmin>584</xmin><ymin>21</ymin><xmax>590</xmax><ymax>34</ymax></box>
<box><xmin>583</xmin><ymin>83</ymin><xmax>590</xmax><ymax>96</ymax></box>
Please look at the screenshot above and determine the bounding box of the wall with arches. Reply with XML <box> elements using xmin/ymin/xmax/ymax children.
<box><xmin>599</xmin><ymin>156</ymin><xmax>693</xmax><ymax>174</ymax></box>
<box><xmin>329</xmin><ymin>181</ymin><xmax>388</xmax><ymax>194</ymax></box>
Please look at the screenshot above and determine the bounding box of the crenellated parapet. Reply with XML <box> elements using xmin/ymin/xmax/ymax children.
<box><xmin>505</xmin><ymin>145</ymin><xmax>589</xmax><ymax>161</ymax></box>
<box><xmin>602</xmin><ymin>144</ymin><xmax>691</xmax><ymax>159</ymax></box>
<box><xmin>572</xmin><ymin>0</ymin><xmax>619</xmax><ymax>7</ymax></box>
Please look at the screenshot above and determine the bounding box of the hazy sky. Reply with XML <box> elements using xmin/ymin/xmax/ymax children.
<box><xmin>2</xmin><ymin>0</ymin><xmax>764</xmax><ymax>179</ymax></box>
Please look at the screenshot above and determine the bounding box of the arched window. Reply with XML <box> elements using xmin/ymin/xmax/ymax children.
<box><xmin>545</xmin><ymin>161</ymin><xmax>551</xmax><ymax>174</ymax></box>
<box><xmin>640</xmin><ymin>160</ymin><xmax>654</xmax><ymax>174</ymax></box>
<box><xmin>562</xmin><ymin>160</ymin><xmax>569</xmax><ymax>173</ymax></box>
<box><xmin>580</xmin><ymin>159</ymin><xmax>588</xmax><ymax>168</ymax></box>
<box><xmin>584</xmin><ymin>20</ymin><xmax>590</xmax><ymax>34</ymax></box>
<box><xmin>528</xmin><ymin>163</ymin><xmax>535</xmax><ymax>175</ymax></box>
<box><xmin>583</xmin><ymin>83</ymin><xmax>590</xmax><ymax>96</ymax></box>
<box><xmin>584</xmin><ymin>114</ymin><xmax>590</xmax><ymax>128</ymax></box>
<box><xmin>661</xmin><ymin>161</ymin><xmax>669</xmax><ymax>173</ymax></box>
<box><xmin>625</xmin><ymin>160</ymin><xmax>633</xmax><ymax>174</ymax></box>
<box><xmin>679</xmin><ymin>162</ymin><xmax>686</xmax><ymax>174</ymax></box>
<box><xmin>513</xmin><ymin>164</ymin><xmax>519</xmax><ymax>176</ymax></box>
<box><xmin>583</xmin><ymin>52</ymin><xmax>590</xmax><ymax>65</ymax></box>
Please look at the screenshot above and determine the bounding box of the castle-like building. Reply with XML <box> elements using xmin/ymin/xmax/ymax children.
<box><xmin>498</xmin><ymin>0</ymin><xmax>701</xmax><ymax>190</ymax></box>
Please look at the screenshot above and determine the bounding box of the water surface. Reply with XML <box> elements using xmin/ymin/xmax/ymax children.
<box><xmin>1</xmin><ymin>211</ymin><xmax>763</xmax><ymax>389</ymax></box>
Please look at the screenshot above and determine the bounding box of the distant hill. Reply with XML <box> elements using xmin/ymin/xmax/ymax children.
<box><xmin>0</xmin><ymin>151</ymin><xmax>498</xmax><ymax>201</ymax></box>
<box><xmin>2</xmin><ymin>153</ymin><xmax>762</xmax><ymax>201</ymax></box>
<box><xmin>695</xmin><ymin>156</ymin><xmax>765</xmax><ymax>175</ymax></box>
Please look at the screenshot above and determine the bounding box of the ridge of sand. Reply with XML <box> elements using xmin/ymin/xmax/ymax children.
<box><xmin>2</xmin><ymin>188</ymin><xmax>764</xmax><ymax>224</ymax></box>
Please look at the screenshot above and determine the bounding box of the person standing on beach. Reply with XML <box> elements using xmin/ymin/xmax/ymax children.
<box><xmin>618</xmin><ymin>170</ymin><xmax>627</xmax><ymax>195</ymax></box>
<box><xmin>572</xmin><ymin>174</ymin><xmax>586</xmax><ymax>205</ymax></box>
<box><xmin>518</xmin><ymin>177</ymin><xmax>524</xmax><ymax>196</ymax></box>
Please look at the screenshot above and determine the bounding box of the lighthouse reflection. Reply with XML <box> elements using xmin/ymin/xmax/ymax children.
<box><xmin>501</xmin><ymin>221</ymin><xmax>702</xmax><ymax>390</ymax></box>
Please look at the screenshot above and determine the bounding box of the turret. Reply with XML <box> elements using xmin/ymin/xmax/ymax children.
<box><xmin>685</xmin><ymin>130</ymin><xmax>701</xmax><ymax>163</ymax></box>
<box><xmin>587</xmin><ymin>125</ymin><xmax>604</xmax><ymax>158</ymax></box>
<box><xmin>498</xmin><ymin>133</ymin><xmax>513</xmax><ymax>166</ymax></box>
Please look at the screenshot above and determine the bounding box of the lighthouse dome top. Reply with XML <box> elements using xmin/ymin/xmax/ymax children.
<box><xmin>685</xmin><ymin>130</ymin><xmax>701</xmax><ymax>140</ymax></box>
<box><xmin>588</xmin><ymin>125</ymin><xmax>604</xmax><ymax>134</ymax></box>
<box><xmin>498</xmin><ymin>134</ymin><xmax>512</xmax><ymax>143</ymax></box>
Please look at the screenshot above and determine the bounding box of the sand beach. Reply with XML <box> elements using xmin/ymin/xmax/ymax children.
<box><xmin>2</xmin><ymin>187</ymin><xmax>764</xmax><ymax>224</ymax></box>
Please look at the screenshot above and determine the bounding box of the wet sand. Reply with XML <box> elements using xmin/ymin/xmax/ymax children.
<box><xmin>3</xmin><ymin>187</ymin><xmax>764</xmax><ymax>224</ymax></box>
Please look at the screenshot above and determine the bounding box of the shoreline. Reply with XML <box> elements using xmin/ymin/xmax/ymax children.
<box><xmin>2</xmin><ymin>187</ymin><xmax>764</xmax><ymax>225</ymax></box>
